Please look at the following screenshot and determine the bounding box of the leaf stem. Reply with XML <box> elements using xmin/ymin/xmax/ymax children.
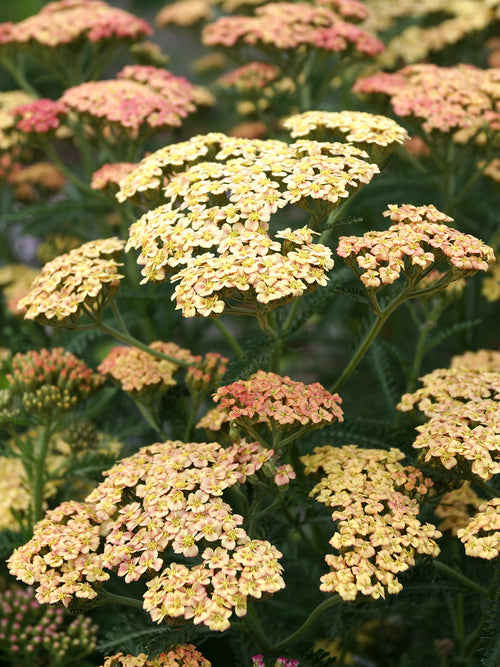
<box><xmin>433</xmin><ymin>561</ymin><xmax>489</xmax><ymax>597</ymax></box>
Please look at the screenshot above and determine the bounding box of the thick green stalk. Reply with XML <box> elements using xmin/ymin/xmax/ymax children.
<box><xmin>245</xmin><ymin>601</ymin><xmax>273</xmax><ymax>653</ymax></box>
<box><xmin>212</xmin><ymin>318</ymin><xmax>244</xmax><ymax>357</ymax></box>
<box><xmin>98</xmin><ymin>589</ymin><xmax>144</xmax><ymax>609</ymax></box>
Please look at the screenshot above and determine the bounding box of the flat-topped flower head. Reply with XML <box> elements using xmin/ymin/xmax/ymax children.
<box><xmin>156</xmin><ymin>0</ymin><xmax>214</xmax><ymax>28</ymax></box>
<box><xmin>354</xmin><ymin>64</ymin><xmax>500</xmax><ymax>139</ymax></box>
<box><xmin>91</xmin><ymin>162</ymin><xmax>139</xmax><ymax>197</ymax></box>
<box><xmin>7</xmin><ymin>347</ymin><xmax>103</xmax><ymax>417</ymax></box>
<box><xmin>202</xmin><ymin>3</ymin><xmax>383</xmax><ymax>56</ymax></box>
<box><xmin>18</xmin><ymin>237</ymin><xmax>125</xmax><ymax>327</ymax></box>
<box><xmin>98</xmin><ymin>342</ymin><xmax>197</xmax><ymax>397</ymax></box>
<box><xmin>337</xmin><ymin>204</ymin><xmax>494</xmax><ymax>291</ymax></box>
<box><xmin>398</xmin><ymin>366</ymin><xmax>500</xmax><ymax>480</ymax></box>
<box><xmin>457</xmin><ymin>498</ymin><xmax>500</xmax><ymax>560</ymax></box>
<box><xmin>213</xmin><ymin>370</ymin><xmax>343</xmax><ymax>437</ymax></box>
<box><xmin>0</xmin><ymin>0</ymin><xmax>151</xmax><ymax>48</ymax></box>
<box><xmin>185</xmin><ymin>352</ymin><xmax>229</xmax><ymax>395</ymax></box>
<box><xmin>8</xmin><ymin>440</ymin><xmax>283</xmax><ymax>631</ymax></box>
<box><xmin>281</xmin><ymin>110</ymin><xmax>408</xmax><ymax>163</ymax></box>
<box><xmin>451</xmin><ymin>349</ymin><xmax>500</xmax><ymax>372</ymax></box>
<box><xmin>0</xmin><ymin>90</ymin><xmax>36</xmax><ymax>153</ymax></box>
<box><xmin>434</xmin><ymin>482</ymin><xmax>482</xmax><ymax>536</ymax></box>
<box><xmin>60</xmin><ymin>66</ymin><xmax>198</xmax><ymax>142</ymax></box>
<box><xmin>102</xmin><ymin>645</ymin><xmax>211</xmax><ymax>667</ymax></box>
<box><xmin>218</xmin><ymin>62</ymin><xmax>280</xmax><ymax>92</ymax></box>
<box><xmin>302</xmin><ymin>444</ymin><xmax>439</xmax><ymax>601</ymax></box>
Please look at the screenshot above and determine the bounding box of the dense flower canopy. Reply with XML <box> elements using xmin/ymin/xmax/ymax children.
<box><xmin>302</xmin><ymin>445</ymin><xmax>439</xmax><ymax>600</ymax></box>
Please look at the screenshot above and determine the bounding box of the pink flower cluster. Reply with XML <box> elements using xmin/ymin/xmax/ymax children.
<box><xmin>98</xmin><ymin>342</ymin><xmax>197</xmax><ymax>395</ymax></box>
<box><xmin>102</xmin><ymin>645</ymin><xmax>211</xmax><ymax>667</ymax></box>
<box><xmin>13</xmin><ymin>99</ymin><xmax>65</xmax><ymax>135</ymax></box>
<box><xmin>398</xmin><ymin>366</ymin><xmax>500</xmax><ymax>480</ymax></box>
<box><xmin>337</xmin><ymin>204</ymin><xmax>494</xmax><ymax>290</ymax></box>
<box><xmin>302</xmin><ymin>445</ymin><xmax>439</xmax><ymax>600</ymax></box>
<box><xmin>354</xmin><ymin>64</ymin><xmax>500</xmax><ymax>137</ymax></box>
<box><xmin>202</xmin><ymin>3</ymin><xmax>383</xmax><ymax>56</ymax></box>
<box><xmin>8</xmin><ymin>440</ymin><xmax>284</xmax><ymax>631</ymax></box>
<box><xmin>91</xmin><ymin>162</ymin><xmax>138</xmax><ymax>195</ymax></box>
<box><xmin>218</xmin><ymin>62</ymin><xmax>280</xmax><ymax>92</ymax></box>
<box><xmin>0</xmin><ymin>0</ymin><xmax>152</xmax><ymax>48</ymax></box>
<box><xmin>7</xmin><ymin>347</ymin><xmax>103</xmax><ymax>416</ymax></box>
<box><xmin>211</xmin><ymin>369</ymin><xmax>344</xmax><ymax>431</ymax></box>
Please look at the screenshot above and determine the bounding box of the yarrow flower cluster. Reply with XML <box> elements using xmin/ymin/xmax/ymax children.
<box><xmin>434</xmin><ymin>482</ymin><xmax>482</xmax><ymax>536</ymax></box>
<box><xmin>102</xmin><ymin>645</ymin><xmax>211</xmax><ymax>667</ymax></box>
<box><xmin>8</xmin><ymin>440</ymin><xmax>284</xmax><ymax>631</ymax></box>
<box><xmin>202</xmin><ymin>3</ymin><xmax>384</xmax><ymax>56</ymax></box>
<box><xmin>337</xmin><ymin>204</ymin><xmax>494</xmax><ymax>290</ymax></box>
<box><xmin>281</xmin><ymin>110</ymin><xmax>409</xmax><ymax>157</ymax></box>
<box><xmin>7</xmin><ymin>347</ymin><xmax>103</xmax><ymax>417</ymax></box>
<box><xmin>0</xmin><ymin>0</ymin><xmax>152</xmax><ymax>49</ymax></box>
<box><xmin>302</xmin><ymin>445</ymin><xmax>439</xmax><ymax>600</ymax></box>
<box><xmin>0</xmin><ymin>90</ymin><xmax>35</xmax><ymax>152</ymax></box>
<box><xmin>252</xmin><ymin>655</ymin><xmax>300</xmax><ymax>667</ymax></box>
<box><xmin>59</xmin><ymin>66</ymin><xmax>199</xmax><ymax>140</ymax></box>
<box><xmin>18</xmin><ymin>237</ymin><xmax>125</xmax><ymax>326</ymax></box>
<box><xmin>98</xmin><ymin>342</ymin><xmax>197</xmax><ymax>396</ymax></box>
<box><xmin>398</xmin><ymin>366</ymin><xmax>500</xmax><ymax>480</ymax></box>
<box><xmin>91</xmin><ymin>162</ymin><xmax>138</xmax><ymax>196</ymax></box>
<box><xmin>451</xmin><ymin>348</ymin><xmax>500</xmax><ymax>372</ymax></box>
<box><xmin>218</xmin><ymin>62</ymin><xmax>280</xmax><ymax>92</ymax></box>
<box><xmin>0</xmin><ymin>457</ymin><xmax>32</xmax><ymax>530</ymax></box>
<box><xmin>120</xmin><ymin>133</ymin><xmax>378</xmax><ymax>317</ymax></box>
<box><xmin>0</xmin><ymin>583</ymin><xmax>98</xmax><ymax>665</ymax></box>
<box><xmin>207</xmin><ymin>370</ymin><xmax>344</xmax><ymax>434</ymax></box>
<box><xmin>185</xmin><ymin>352</ymin><xmax>229</xmax><ymax>395</ymax></box>
<box><xmin>156</xmin><ymin>0</ymin><xmax>214</xmax><ymax>28</ymax></box>
<box><xmin>456</xmin><ymin>498</ymin><xmax>500</xmax><ymax>560</ymax></box>
<box><xmin>354</xmin><ymin>64</ymin><xmax>500</xmax><ymax>138</ymax></box>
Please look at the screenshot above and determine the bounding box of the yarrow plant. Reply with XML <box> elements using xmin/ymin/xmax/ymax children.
<box><xmin>1</xmin><ymin>0</ymin><xmax>500</xmax><ymax>665</ymax></box>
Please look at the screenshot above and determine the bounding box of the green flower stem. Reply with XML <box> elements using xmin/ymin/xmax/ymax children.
<box><xmin>134</xmin><ymin>399</ymin><xmax>166</xmax><ymax>438</ymax></box>
<box><xmin>97</xmin><ymin>320</ymin><xmax>192</xmax><ymax>368</ymax></box>
<box><xmin>406</xmin><ymin>301</ymin><xmax>443</xmax><ymax>393</ymax></box>
<box><xmin>212</xmin><ymin>318</ymin><xmax>244</xmax><ymax>357</ymax></box>
<box><xmin>245</xmin><ymin>600</ymin><xmax>273</xmax><ymax>653</ymax></box>
<box><xmin>183</xmin><ymin>396</ymin><xmax>202</xmax><ymax>442</ymax></box>
<box><xmin>98</xmin><ymin>589</ymin><xmax>144</xmax><ymax>609</ymax></box>
<box><xmin>433</xmin><ymin>561</ymin><xmax>489</xmax><ymax>597</ymax></box>
<box><xmin>32</xmin><ymin>421</ymin><xmax>54</xmax><ymax>525</ymax></box>
<box><xmin>243</xmin><ymin>423</ymin><xmax>272</xmax><ymax>449</ymax></box>
<box><xmin>0</xmin><ymin>56</ymin><xmax>39</xmax><ymax>96</ymax></box>
<box><xmin>271</xmin><ymin>595</ymin><xmax>342</xmax><ymax>653</ymax></box>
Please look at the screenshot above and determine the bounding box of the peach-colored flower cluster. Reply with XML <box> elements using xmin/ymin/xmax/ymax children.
<box><xmin>0</xmin><ymin>90</ymin><xmax>35</xmax><ymax>151</ymax></box>
<box><xmin>302</xmin><ymin>445</ymin><xmax>440</xmax><ymax>600</ymax></box>
<box><xmin>451</xmin><ymin>348</ymin><xmax>500</xmax><ymax>372</ymax></box>
<box><xmin>18</xmin><ymin>237</ymin><xmax>125</xmax><ymax>326</ymax></box>
<box><xmin>91</xmin><ymin>162</ymin><xmax>138</xmax><ymax>196</ymax></box>
<box><xmin>185</xmin><ymin>352</ymin><xmax>229</xmax><ymax>395</ymax></box>
<box><xmin>156</xmin><ymin>0</ymin><xmax>214</xmax><ymax>27</ymax></box>
<box><xmin>282</xmin><ymin>110</ymin><xmax>408</xmax><ymax>150</ymax></box>
<box><xmin>212</xmin><ymin>370</ymin><xmax>344</xmax><ymax>432</ymax></box>
<box><xmin>98</xmin><ymin>342</ymin><xmax>197</xmax><ymax>395</ymax></box>
<box><xmin>354</xmin><ymin>64</ymin><xmax>500</xmax><ymax>138</ymax></box>
<box><xmin>434</xmin><ymin>482</ymin><xmax>482</xmax><ymax>536</ymax></box>
<box><xmin>8</xmin><ymin>440</ymin><xmax>284</xmax><ymax>631</ymax></box>
<box><xmin>0</xmin><ymin>0</ymin><xmax>152</xmax><ymax>48</ymax></box>
<box><xmin>0</xmin><ymin>263</ymin><xmax>39</xmax><ymax>316</ymax></box>
<box><xmin>457</xmin><ymin>498</ymin><xmax>500</xmax><ymax>560</ymax></box>
<box><xmin>121</xmin><ymin>134</ymin><xmax>377</xmax><ymax>316</ymax></box>
<box><xmin>218</xmin><ymin>62</ymin><xmax>280</xmax><ymax>92</ymax></box>
<box><xmin>398</xmin><ymin>367</ymin><xmax>500</xmax><ymax>480</ymax></box>
<box><xmin>7</xmin><ymin>347</ymin><xmax>103</xmax><ymax>416</ymax></box>
<box><xmin>337</xmin><ymin>204</ymin><xmax>494</xmax><ymax>290</ymax></box>
<box><xmin>102</xmin><ymin>645</ymin><xmax>211</xmax><ymax>667</ymax></box>
<box><xmin>7</xmin><ymin>161</ymin><xmax>65</xmax><ymax>203</ymax></box>
<box><xmin>0</xmin><ymin>457</ymin><xmax>32</xmax><ymax>530</ymax></box>
<box><xmin>59</xmin><ymin>65</ymin><xmax>198</xmax><ymax>139</ymax></box>
<box><xmin>0</xmin><ymin>583</ymin><xmax>97</xmax><ymax>664</ymax></box>
<box><xmin>202</xmin><ymin>3</ymin><xmax>384</xmax><ymax>56</ymax></box>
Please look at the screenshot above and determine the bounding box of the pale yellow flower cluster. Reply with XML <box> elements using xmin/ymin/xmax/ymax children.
<box><xmin>18</xmin><ymin>237</ymin><xmax>125</xmax><ymax>326</ymax></box>
<box><xmin>121</xmin><ymin>133</ymin><xmax>378</xmax><ymax>317</ymax></box>
<box><xmin>457</xmin><ymin>498</ymin><xmax>500</xmax><ymax>560</ymax></box>
<box><xmin>451</xmin><ymin>348</ymin><xmax>500</xmax><ymax>372</ymax></box>
<box><xmin>282</xmin><ymin>110</ymin><xmax>408</xmax><ymax>150</ymax></box>
<box><xmin>337</xmin><ymin>204</ymin><xmax>494</xmax><ymax>290</ymax></box>
<box><xmin>0</xmin><ymin>457</ymin><xmax>32</xmax><ymax>531</ymax></box>
<box><xmin>482</xmin><ymin>256</ymin><xmax>500</xmax><ymax>302</ymax></box>
<box><xmin>98</xmin><ymin>342</ymin><xmax>197</xmax><ymax>395</ymax></box>
<box><xmin>434</xmin><ymin>482</ymin><xmax>482</xmax><ymax>536</ymax></box>
<box><xmin>0</xmin><ymin>90</ymin><xmax>34</xmax><ymax>151</ymax></box>
<box><xmin>302</xmin><ymin>445</ymin><xmax>439</xmax><ymax>601</ymax></box>
<box><xmin>398</xmin><ymin>367</ymin><xmax>500</xmax><ymax>480</ymax></box>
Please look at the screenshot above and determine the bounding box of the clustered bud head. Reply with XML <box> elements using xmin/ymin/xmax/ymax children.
<box><xmin>185</xmin><ymin>352</ymin><xmax>229</xmax><ymax>395</ymax></box>
<box><xmin>210</xmin><ymin>370</ymin><xmax>344</xmax><ymax>433</ymax></box>
<box><xmin>434</xmin><ymin>482</ymin><xmax>482</xmax><ymax>536</ymax></box>
<box><xmin>457</xmin><ymin>499</ymin><xmax>500</xmax><ymax>559</ymax></box>
<box><xmin>302</xmin><ymin>445</ymin><xmax>439</xmax><ymax>600</ymax></box>
<box><xmin>8</xmin><ymin>440</ymin><xmax>284</xmax><ymax>632</ymax></box>
<box><xmin>337</xmin><ymin>204</ymin><xmax>494</xmax><ymax>291</ymax></box>
<box><xmin>121</xmin><ymin>133</ymin><xmax>378</xmax><ymax>317</ymax></box>
<box><xmin>0</xmin><ymin>582</ymin><xmax>97</xmax><ymax>664</ymax></box>
<box><xmin>7</xmin><ymin>347</ymin><xmax>104</xmax><ymax>417</ymax></box>
<box><xmin>398</xmin><ymin>366</ymin><xmax>500</xmax><ymax>480</ymax></box>
<box><xmin>18</xmin><ymin>237</ymin><xmax>125</xmax><ymax>326</ymax></box>
<box><xmin>0</xmin><ymin>0</ymin><xmax>152</xmax><ymax>49</ymax></box>
<box><xmin>202</xmin><ymin>3</ymin><xmax>384</xmax><ymax>56</ymax></box>
<box><xmin>98</xmin><ymin>341</ymin><xmax>197</xmax><ymax>396</ymax></box>
<box><xmin>102</xmin><ymin>645</ymin><xmax>211</xmax><ymax>666</ymax></box>
<box><xmin>354</xmin><ymin>64</ymin><xmax>500</xmax><ymax>139</ymax></box>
